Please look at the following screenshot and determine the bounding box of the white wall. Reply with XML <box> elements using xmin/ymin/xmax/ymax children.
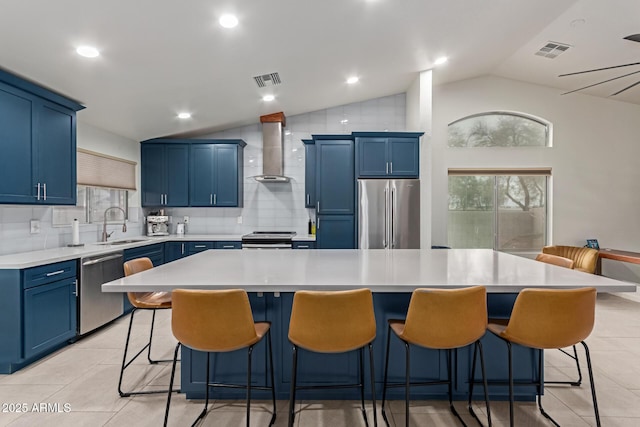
<box><xmin>430</xmin><ymin>75</ymin><xmax>640</xmax><ymax>281</ymax></box>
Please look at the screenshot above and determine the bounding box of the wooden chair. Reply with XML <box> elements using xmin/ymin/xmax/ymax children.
<box><xmin>535</xmin><ymin>253</ymin><xmax>574</xmax><ymax>269</ymax></box>
<box><xmin>118</xmin><ymin>257</ymin><xmax>177</xmax><ymax>397</ymax></box>
<box><xmin>287</xmin><ymin>288</ymin><xmax>377</xmax><ymax>427</ymax></box>
<box><xmin>488</xmin><ymin>287</ymin><xmax>600</xmax><ymax>427</ymax></box>
<box><xmin>381</xmin><ymin>286</ymin><xmax>491</xmax><ymax>427</ymax></box>
<box><xmin>164</xmin><ymin>289</ymin><xmax>276</xmax><ymax>427</ymax></box>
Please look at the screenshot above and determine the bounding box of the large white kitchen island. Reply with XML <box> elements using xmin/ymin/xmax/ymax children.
<box><xmin>102</xmin><ymin>249</ymin><xmax>635</xmax><ymax>401</ymax></box>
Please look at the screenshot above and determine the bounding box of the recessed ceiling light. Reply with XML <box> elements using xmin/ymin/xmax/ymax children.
<box><xmin>340</xmin><ymin>119</ymin><xmax>349</xmax><ymax>124</ymax></box>
<box><xmin>284</xmin><ymin>130</ymin><xmax>292</xmax><ymax>135</ymax></box>
<box><xmin>76</xmin><ymin>46</ymin><xmax>99</xmax><ymax>58</ymax></box>
<box><xmin>177</xmin><ymin>112</ymin><xmax>191</xmax><ymax>119</ymax></box>
<box><xmin>434</xmin><ymin>56</ymin><xmax>448</xmax><ymax>65</ymax></box>
<box><xmin>262</xmin><ymin>94</ymin><xmax>275</xmax><ymax>102</ymax></box>
<box><xmin>346</xmin><ymin>76</ymin><xmax>359</xmax><ymax>84</ymax></box>
<box><xmin>219</xmin><ymin>14</ymin><xmax>238</xmax><ymax>28</ymax></box>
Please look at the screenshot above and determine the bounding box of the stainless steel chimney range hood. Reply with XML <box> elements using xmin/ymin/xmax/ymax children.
<box><xmin>255</xmin><ymin>112</ymin><xmax>290</xmax><ymax>183</ymax></box>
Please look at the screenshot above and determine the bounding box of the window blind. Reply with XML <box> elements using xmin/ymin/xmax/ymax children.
<box><xmin>448</xmin><ymin>168</ymin><xmax>551</xmax><ymax>176</ymax></box>
<box><xmin>77</xmin><ymin>149</ymin><xmax>137</xmax><ymax>190</ymax></box>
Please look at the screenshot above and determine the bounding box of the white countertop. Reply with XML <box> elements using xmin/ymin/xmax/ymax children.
<box><xmin>101</xmin><ymin>249</ymin><xmax>636</xmax><ymax>294</ymax></box>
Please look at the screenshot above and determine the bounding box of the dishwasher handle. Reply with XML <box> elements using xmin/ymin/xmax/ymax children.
<box><xmin>82</xmin><ymin>253</ymin><xmax>124</xmax><ymax>266</ymax></box>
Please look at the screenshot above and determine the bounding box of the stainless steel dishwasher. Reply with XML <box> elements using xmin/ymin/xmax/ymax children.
<box><xmin>79</xmin><ymin>251</ymin><xmax>125</xmax><ymax>335</ymax></box>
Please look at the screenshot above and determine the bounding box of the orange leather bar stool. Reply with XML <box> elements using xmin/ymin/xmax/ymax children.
<box><xmin>488</xmin><ymin>287</ymin><xmax>600</xmax><ymax>427</ymax></box>
<box><xmin>118</xmin><ymin>257</ymin><xmax>178</xmax><ymax>397</ymax></box>
<box><xmin>287</xmin><ymin>288</ymin><xmax>377</xmax><ymax>427</ymax></box>
<box><xmin>164</xmin><ymin>289</ymin><xmax>276</xmax><ymax>427</ymax></box>
<box><xmin>381</xmin><ymin>286</ymin><xmax>491</xmax><ymax>427</ymax></box>
<box><xmin>533</xmin><ymin>252</ymin><xmax>584</xmax><ymax>387</ymax></box>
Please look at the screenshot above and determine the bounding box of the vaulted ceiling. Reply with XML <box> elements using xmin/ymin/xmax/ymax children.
<box><xmin>1</xmin><ymin>0</ymin><xmax>636</xmax><ymax>141</ymax></box>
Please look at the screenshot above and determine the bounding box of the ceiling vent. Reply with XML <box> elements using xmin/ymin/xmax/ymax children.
<box><xmin>253</xmin><ymin>72</ymin><xmax>282</xmax><ymax>88</ymax></box>
<box><xmin>535</xmin><ymin>42</ymin><xmax>571</xmax><ymax>59</ymax></box>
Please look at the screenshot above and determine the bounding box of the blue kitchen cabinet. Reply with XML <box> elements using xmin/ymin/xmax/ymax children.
<box><xmin>302</xmin><ymin>139</ymin><xmax>315</xmax><ymax>208</ymax></box>
<box><xmin>0</xmin><ymin>260</ymin><xmax>78</xmax><ymax>374</ymax></box>
<box><xmin>24</xmin><ymin>276</ymin><xmax>77</xmax><ymax>359</ymax></box>
<box><xmin>165</xmin><ymin>241</ymin><xmax>189</xmax><ymax>263</ymax></box>
<box><xmin>314</xmin><ymin>138</ymin><xmax>354</xmax><ymax>215</ymax></box>
<box><xmin>215</xmin><ymin>241</ymin><xmax>242</xmax><ymax>250</ymax></box>
<box><xmin>188</xmin><ymin>241</ymin><xmax>214</xmax><ymax>255</ymax></box>
<box><xmin>189</xmin><ymin>140</ymin><xmax>245</xmax><ymax>207</ymax></box>
<box><xmin>140</xmin><ymin>142</ymin><xmax>189</xmax><ymax>207</ymax></box>
<box><xmin>354</xmin><ymin>132</ymin><xmax>423</xmax><ymax>178</ymax></box>
<box><xmin>292</xmin><ymin>241</ymin><xmax>316</xmax><ymax>249</ymax></box>
<box><xmin>316</xmin><ymin>215</ymin><xmax>355</xmax><ymax>249</ymax></box>
<box><xmin>0</xmin><ymin>70</ymin><xmax>83</xmax><ymax>205</ymax></box>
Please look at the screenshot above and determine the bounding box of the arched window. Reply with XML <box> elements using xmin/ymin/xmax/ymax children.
<box><xmin>448</xmin><ymin>111</ymin><xmax>550</xmax><ymax>147</ymax></box>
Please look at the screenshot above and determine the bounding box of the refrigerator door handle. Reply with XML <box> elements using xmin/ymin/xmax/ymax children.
<box><xmin>383</xmin><ymin>186</ymin><xmax>388</xmax><ymax>248</ymax></box>
<box><xmin>391</xmin><ymin>186</ymin><xmax>396</xmax><ymax>248</ymax></box>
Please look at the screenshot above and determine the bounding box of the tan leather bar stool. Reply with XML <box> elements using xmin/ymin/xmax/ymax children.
<box><xmin>164</xmin><ymin>289</ymin><xmax>276</xmax><ymax>427</ymax></box>
<box><xmin>542</xmin><ymin>245</ymin><xmax>598</xmax><ymax>274</ymax></box>
<box><xmin>533</xmin><ymin>252</ymin><xmax>584</xmax><ymax>387</ymax></box>
<box><xmin>118</xmin><ymin>257</ymin><xmax>178</xmax><ymax>397</ymax></box>
<box><xmin>381</xmin><ymin>286</ymin><xmax>491</xmax><ymax>427</ymax></box>
<box><xmin>287</xmin><ymin>288</ymin><xmax>377</xmax><ymax>427</ymax></box>
<box><xmin>488</xmin><ymin>287</ymin><xmax>600</xmax><ymax>427</ymax></box>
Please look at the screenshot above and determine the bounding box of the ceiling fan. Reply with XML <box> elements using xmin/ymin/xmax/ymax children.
<box><xmin>559</xmin><ymin>34</ymin><xmax>640</xmax><ymax>96</ymax></box>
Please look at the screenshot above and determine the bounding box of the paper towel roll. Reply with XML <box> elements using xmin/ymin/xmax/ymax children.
<box><xmin>72</xmin><ymin>219</ymin><xmax>80</xmax><ymax>245</ymax></box>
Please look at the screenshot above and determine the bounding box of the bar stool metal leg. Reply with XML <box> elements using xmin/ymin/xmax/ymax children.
<box><xmin>267</xmin><ymin>330</ymin><xmax>277</xmax><ymax>426</ymax></box>
<box><xmin>163</xmin><ymin>342</ymin><xmax>181</xmax><ymax>427</ymax></box>
<box><xmin>581</xmin><ymin>341</ymin><xmax>601</xmax><ymax>427</ymax></box>
<box><xmin>381</xmin><ymin>325</ymin><xmax>392</xmax><ymax>427</ymax></box>
<box><xmin>288</xmin><ymin>345</ymin><xmax>298</xmax><ymax>427</ymax></box>
<box><xmin>368</xmin><ymin>343</ymin><xmax>378</xmax><ymax>427</ymax></box>
<box><xmin>247</xmin><ymin>346</ymin><xmax>253</xmax><ymax>427</ymax></box>
<box><xmin>405</xmin><ymin>341</ymin><xmax>410</xmax><ymax>427</ymax></box>
<box><xmin>359</xmin><ymin>347</ymin><xmax>367</xmax><ymax>423</ymax></box>
<box><xmin>467</xmin><ymin>340</ymin><xmax>491</xmax><ymax>427</ymax></box>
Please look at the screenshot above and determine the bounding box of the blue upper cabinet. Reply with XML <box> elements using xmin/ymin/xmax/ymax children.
<box><xmin>189</xmin><ymin>140</ymin><xmax>245</xmax><ymax>207</ymax></box>
<box><xmin>314</xmin><ymin>138</ymin><xmax>354</xmax><ymax>215</ymax></box>
<box><xmin>302</xmin><ymin>139</ymin><xmax>315</xmax><ymax>208</ymax></box>
<box><xmin>354</xmin><ymin>132</ymin><xmax>423</xmax><ymax>178</ymax></box>
<box><xmin>140</xmin><ymin>142</ymin><xmax>189</xmax><ymax>207</ymax></box>
<box><xmin>0</xmin><ymin>70</ymin><xmax>83</xmax><ymax>205</ymax></box>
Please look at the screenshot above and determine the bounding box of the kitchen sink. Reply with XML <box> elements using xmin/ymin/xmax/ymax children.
<box><xmin>97</xmin><ymin>239</ymin><xmax>148</xmax><ymax>245</ymax></box>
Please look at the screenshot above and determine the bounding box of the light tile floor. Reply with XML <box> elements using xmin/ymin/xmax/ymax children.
<box><xmin>1</xmin><ymin>290</ymin><xmax>640</xmax><ymax>426</ymax></box>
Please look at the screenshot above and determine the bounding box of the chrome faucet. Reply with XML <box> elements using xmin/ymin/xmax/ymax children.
<box><xmin>102</xmin><ymin>207</ymin><xmax>127</xmax><ymax>242</ymax></box>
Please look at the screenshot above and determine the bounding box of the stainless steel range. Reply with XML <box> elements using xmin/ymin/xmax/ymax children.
<box><xmin>241</xmin><ymin>231</ymin><xmax>296</xmax><ymax>249</ymax></box>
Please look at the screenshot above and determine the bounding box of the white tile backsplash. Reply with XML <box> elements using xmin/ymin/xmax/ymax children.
<box><xmin>0</xmin><ymin>93</ymin><xmax>407</xmax><ymax>256</ymax></box>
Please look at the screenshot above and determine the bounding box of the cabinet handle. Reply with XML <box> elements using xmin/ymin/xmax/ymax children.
<box><xmin>214</xmin><ymin>194</ymin><xmax>217</xmax><ymax>205</ymax></box>
<box><xmin>46</xmin><ymin>269</ymin><xmax>65</xmax><ymax>277</ymax></box>
<box><xmin>73</xmin><ymin>279</ymin><xmax>78</xmax><ymax>296</ymax></box>
<box><xmin>386</xmin><ymin>162</ymin><xmax>389</xmax><ymax>174</ymax></box>
<box><xmin>317</xmin><ymin>218</ymin><xmax>320</xmax><ymax>229</ymax></box>
<box><xmin>222</xmin><ymin>245</ymin><xmax>235</xmax><ymax>248</ymax></box>
<box><xmin>181</xmin><ymin>243</ymin><xmax>185</xmax><ymax>254</ymax></box>
<box><xmin>390</xmin><ymin>162</ymin><xmax>393</xmax><ymax>174</ymax></box>
<box><xmin>297</xmin><ymin>245</ymin><xmax>309</xmax><ymax>249</ymax></box>
<box><xmin>36</xmin><ymin>183</ymin><xmax>41</xmax><ymax>201</ymax></box>
<box><xmin>306</xmin><ymin>194</ymin><xmax>310</xmax><ymax>205</ymax></box>
<box><xmin>43</xmin><ymin>183</ymin><xmax>47</xmax><ymax>201</ymax></box>
<box><xmin>194</xmin><ymin>245</ymin><xmax>207</xmax><ymax>248</ymax></box>
<box><xmin>210</xmin><ymin>194</ymin><xmax>213</xmax><ymax>205</ymax></box>
<box><xmin>316</xmin><ymin>201</ymin><xmax>320</xmax><ymax>213</ymax></box>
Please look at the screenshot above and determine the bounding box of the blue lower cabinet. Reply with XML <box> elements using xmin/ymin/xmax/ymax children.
<box><xmin>316</xmin><ymin>215</ymin><xmax>355</xmax><ymax>249</ymax></box>
<box><xmin>215</xmin><ymin>241</ymin><xmax>241</xmax><ymax>250</ymax></box>
<box><xmin>164</xmin><ymin>242</ymin><xmax>189</xmax><ymax>263</ymax></box>
<box><xmin>292</xmin><ymin>241</ymin><xmax>316</xmax><ymax>249</ymax></box>
<box><xmin>24</xmin><ymin>277</ymin><xmax>77</xmax><ymax>359</ymax></box>
<box><xmin>188</xmin><ymin>242</ymin><xmax>214</xmax><ymax>255</ymax></box>
<box><xmin>0</xmin><ymin>260</ymin><xmax>78</xmax><ymax>374</ymax></box>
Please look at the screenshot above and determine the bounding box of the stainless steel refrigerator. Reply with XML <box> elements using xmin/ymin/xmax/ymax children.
<box><xmin>358</xmin><ymin>179</ymin><xmax>420</xmax><ymax>249</ymax></box>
